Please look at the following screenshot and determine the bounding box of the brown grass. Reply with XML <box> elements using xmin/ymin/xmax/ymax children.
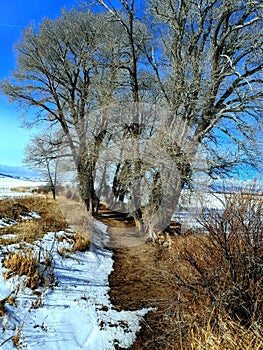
<box><xmin>0</xmin><ymin>196</ymin><xmax>67</xmax><ymax>245</ymax></box>
<box><xmin>190</xmin><ymin>312</ymin><xmax>263</xmax><ymax>350</ymax></box>
<box><xmin>0</xmin><ymin>299</ymin><xmax>6</xmax><ymax>317</ymax></box>
<box><xmin>3</xmin><ymin>246</ymin><xmax>57</xmax><ymax>290</ymax></box>
<box><xmin>13</xmin><ymin>323</ymin><xmax>24</xmax><ymax>348</ymax></box>
<box><xmin>108</xmin><ymin>189</ymin><xmax>263</xmax><ymax>349</ymax></box>
<box><xmin>3</xmin><ymin>250</ymin><xmax>40</xmax><ymax>289</ymax></box>
<box><xmin>56</xmin><ymin>194</ymin><xmax>91</xmax><ymax>244</ymax></box>
<box><xmin>0</xmin><ymin>194</ymin><xmax>92</xmax><ymax>294</ymax></box>
<box><xmin>72</xmin><ymin>234</ymin><xmax>90</xmax><ymax>252</ymax></box>
<box><xmin>0</xmin><ymin>195</ymin><xmax>70</xmax><ymax>290</ymax></box>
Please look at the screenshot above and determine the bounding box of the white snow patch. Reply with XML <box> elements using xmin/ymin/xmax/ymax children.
<box><xmin>0</xmin><ymin>234</ymin><xmax>18</xmax><ymax>240</ymax></box>
<box><xmin>19</xmin><ymin>211</ymin><xmax>41</xmax><ymax>220</ymax></box>
<box><xmin>173</xmin><ymin>190</ymin><xmax>226</xmax><ymax>229</ymax></box>
<box><xmin>0</xmin><ymin>212</ymin><xmax>40</xmax><ymax>229</ymax></box>
<box><xmin>0</xmin><ymin>218</ymin><xmax>17</xmax><ymax>228</ymax></box>
<box><xmin>0</xmin><ymin>223</ymin><xmax>153</xmax><ymax>349</ymax></box>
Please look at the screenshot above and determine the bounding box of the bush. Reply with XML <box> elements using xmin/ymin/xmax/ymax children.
<box><xmin>196</xmin><ymin>189</ymin><xmax>263</xmax><ymax>326</ymax></box>
<box><xmin>138</xmin><ymin>186</ymin><xmax>263</xmax><ymax>349</ymax></box>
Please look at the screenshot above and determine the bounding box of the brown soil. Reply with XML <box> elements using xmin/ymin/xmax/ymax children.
<box><xmin>96</xmin><ymin>209</ymin><xmax>188</xmax><ymax>350</ymax></box>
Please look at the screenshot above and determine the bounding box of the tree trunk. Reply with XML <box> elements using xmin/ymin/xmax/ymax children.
<box><xmin>145</xmin><ymin>166</ymin><xmax>184</xmax><ymax>240</ymax></box>
<box><xmin>77</xmin><ymin>161</ymin><xmax>99</xmax><ymax>216</ymax></box>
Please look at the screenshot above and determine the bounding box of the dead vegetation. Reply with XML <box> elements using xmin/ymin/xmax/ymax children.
<box><xmin>0</xmin><ymin>195</ymin><xmax>67</xmax><ymax>245</ymax></box>
<box><xmin>56</xmin><ymin>193</ymin><xmax>91</xmax><ymax>239</ymax></box>
<box><xmin>108</xmin><ymin>189</ymin><xmax>263</xmax><ymax>349</ymax></box>
<box><xmin>1</xmin><ymin>186</ymin><xmax>262</xmax><ymax>348</ymax></box>
<box><xmin>72</xmin><ymin>234</ymin><xmax>90</xmax><ymax>252</ymax></box>
<box><xmin>3</xmin><ymin>246</ymin><xmax>55</xmax><ymax>290</ymax></box>
<box><xmin>189</xmin><ymin>312</ymin><xmax>263</xmax><ymax>350</ymax></box>
<box><xmin>12</xmin><ymin>322</ymin><xmax>24</xmax><ymax>348</ymax></box>
<box><xmin>0</xmin><ymin>192</ymin><xmax>91</xmax><ymax>294</ymax></box>
<box><xmin>4</xmin><ymin>249</ymin><xmax>38</xmax><ymax>280</ymax></box>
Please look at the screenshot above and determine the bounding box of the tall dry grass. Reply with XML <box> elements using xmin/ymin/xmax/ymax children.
<box><xmin>4</xmin><ymin>249</ymin><xmax>39</xmax><ymax>289</ymax></box>
<box><xmin>132</xmin><ymin>186</ymin><xmax>263</xmax><ymax>349</ymax></box>
<box><xmin>190</xmin><ymin>312</ymin><xmax>262</xmax><ymax>350</ymax></box>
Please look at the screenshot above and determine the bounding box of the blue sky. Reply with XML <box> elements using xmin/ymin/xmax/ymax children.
<box><xmin>0</xmin><ymin>0</ymin><xmax>80</xmax><ymax>166</ymax></box>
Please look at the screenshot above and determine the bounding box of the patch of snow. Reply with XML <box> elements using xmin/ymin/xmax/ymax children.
<box><xmin>0</xmin><ymin>234</ymin><xmax>17</xmax><ymax>240</ymax></box>
<box><xmin>0</xmin><ymin>223</ymin><xmax>153</xmax><ymax>349</ymax></box>
<box><xmin>0</xmin><ymin>212</ymin><xmax>40</xmax><ymax>230</ymax></box>
<box><xmin>172</xmin><ymin>190</ymin><xmax>227</xmax><ymax>229</ymax></box>
<box><xmin>19</xmin><ymin>211</ymin><xmax>41</xmax><ymax>220</ymax></box>
<box><xmin>0</xmin><ymin>219</ymin><xmax>18</xmax><ymax>228</ymax></box>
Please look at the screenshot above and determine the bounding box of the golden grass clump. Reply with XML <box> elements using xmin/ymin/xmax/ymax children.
<box><xmin>12</xmin><ymin>322</ymin><xmax>24</xmax><ymax>348</ymax></box>
<box><xmin>3</xmin><ymin>250</ymin><xmax>41</xmax><ymax>289</ymax></box>
<box><xmin>73</xmin><ymin>234</ymin><xmax>90</xmax><ymax>252</ymax></box>
<box><xmin>190</xmin><ymin>313</ymin><xmax>263</xmax><ymax>350</ymax></box>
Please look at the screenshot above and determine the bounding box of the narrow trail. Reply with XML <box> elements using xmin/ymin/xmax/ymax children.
<box><xmin>95</xmin><ymin>207</ymin><xmax>179</xmax><ymax>349</ymax></box>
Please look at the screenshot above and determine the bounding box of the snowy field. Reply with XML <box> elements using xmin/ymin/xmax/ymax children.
<box><xmin>0</xmin><ymin>178</ymin><xmax>153</xmax><ymax>349</ymax></box>
<box><xmin>172</xmin><ymin>189</ymin><xmax>226</xmax><ymax>229</ymax></box>
<box><xmin>0</xmin><ymin>177</ymin><xmax>44</xmax><ymax>199</ymax></box>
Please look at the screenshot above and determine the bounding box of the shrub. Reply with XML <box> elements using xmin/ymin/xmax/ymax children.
<box><xmin>136</xmin><ymin>186</ymin><xmax>263</xmax><ymax>349</ymax></box>
<box><xmin>196</xmin><ymin>189</ymin><xmax>263</xmax><ymax>326</ymax></box>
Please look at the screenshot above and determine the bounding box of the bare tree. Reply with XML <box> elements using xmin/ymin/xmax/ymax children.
<box><xmin>140</xmin><ymin>0</ymin><xmax>263</xmax><ymax>236</ymax></box>
<box><xmin>1</xmin><ymin>8</ymin><xmax>129</xmax><ymax>214</ymax></box>
<box><xmin>1</xmin><ymin>1</ymin><xmax>262</xmax><ymax>239</ymax></box>
<box><xmin>23</xmin><ymin>131</ymin><xmax>65</xmax><ymax>199</ymax></box>
<box><xmin>95</xmin><ymin>0</ymin><xmax>163</xmax><ymax>233</ymax></box>
<box><xmin>146</xmin><ymin>0</ymin><xmax>263</xmax><ymax>169</ymax></box>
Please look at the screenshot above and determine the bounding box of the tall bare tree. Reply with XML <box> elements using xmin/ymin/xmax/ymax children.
<box><xmin>93</xmin><ymin>0</ymin><xmax>263</xmax><ymax>236</ymax></box>
<box><xmin>1</xmin><ymin>1</ymin><xmax>262</xmax><ymax>238</ymax></box>
<box><xmin>1</xmin><ymin>9</ymin><xmax>129</xmax><ymax>214</ymax></box>
<box><xmin>140</xmin><ymin>0</ymin><xmax>263</xmax><ymax>235</ymax></box>
<box><xmin>147</xmin><ymin>0</ymin><xmax>263</xmax><ymax>168</ymax></box>
<box><xmin>95</xmin><ymin>0</ymin><xmax>155</xmax><ymax>230</ymax></box>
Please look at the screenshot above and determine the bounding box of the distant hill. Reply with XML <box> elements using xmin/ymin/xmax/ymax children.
<box><xmin>189</xmin><ymin>176</ymin><xmax>260</xmax><ymax>193</ymax></box>
<box><xmin>0</xmin><ymin>165</ymin><xmax>41</xmax><ymax>181</ymax></box>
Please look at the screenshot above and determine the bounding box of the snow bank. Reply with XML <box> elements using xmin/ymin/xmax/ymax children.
<box><xmin>0</xmin><ymin>223</ymin><xmax>152</xmax><ymax>349</ymax></box>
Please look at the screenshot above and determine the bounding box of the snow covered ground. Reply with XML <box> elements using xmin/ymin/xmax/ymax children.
<box><xmin>172</xmin><ymin>189</ymin><xmax>226</xmax><ymax>229</ymax></box>
<box><xmin>0</xmin><ymin>177</ymin><xmax>44</xmax><ymax>199</ymax></box>
<box><xmin>0</xmin><ymin>178</ymin><xmax>153</xmax><ymax>349</ymax></box>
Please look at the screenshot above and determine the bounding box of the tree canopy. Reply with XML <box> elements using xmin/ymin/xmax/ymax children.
<box><xmin>1</xmin><ymin>0</ymin><xmax>263</xmax><ymax>236</ymax></box>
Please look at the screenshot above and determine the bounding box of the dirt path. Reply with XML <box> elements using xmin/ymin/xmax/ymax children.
<box><xmin>96</xmin><ymin>208</ymin><xmax>180</xmax><ymax>349</ymax></box>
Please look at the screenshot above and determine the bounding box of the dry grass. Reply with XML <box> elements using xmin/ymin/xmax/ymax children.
<box><xmin>190</xmin><ymin>312</ymin><xmax>263</xmax><ymax>350</ymax></box>
<box><xmin>56</xmin><ymin>194</ymin><xmax>91</xmax><ymax>240</ymax></box>
<box><xmin>108</xmin><ymin>188</ymin><xmax>263</xmax><ymax>350</ymax></box>
<box><xmin>0</xmin><ymin>298</ymin><xmax>6</xmax><ymax>317</ymax></box>
<box><xmin>3</xmin><ymin>245</ymin><xmax>57</xmax><ymax>290</ymax></box>
<box><xmin>0</xmin><ymin>195</ymin><xmax>67</xmax><ymax>245</ymax></box>
<box><xmin>0</xmin><ymin>194</ymin><xmax>70</xmax><ymax>291</ymax></box>
<box><xmin>3</xmin><ymin>250</ymin><xmax>40</xmax><ymax>289</ymax></box>
<box><xmin>0</xmin><ymin>193</ymin><xmax>92</xmax><ymax>293</ymax></box>
<box><xmin>10</xmin><ymin>186</ymin><xmax>33</xmax><ymax>193</ymax></box>
<box><xmin>13</xmin><ymin>322</ymin><xmax>24</xmax><ymax>348</ymax></box>
<box><xmin>72</xmin><ymin>234</ymin><xmax>90</xmax><ymax>252</ymax></box>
